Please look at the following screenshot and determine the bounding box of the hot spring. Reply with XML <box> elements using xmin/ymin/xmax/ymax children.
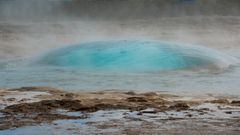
<box><xmin>35</xmin><ymin>40</ymin><xmax>236</xmax><ymax>72</ymax></box>
<box><xmin>0</xmin><ymin>40</ymin><xmax>239</xmax><ymax>95</ymax></box>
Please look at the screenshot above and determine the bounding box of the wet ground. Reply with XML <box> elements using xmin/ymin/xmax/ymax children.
<box><xmin>0</xmin><ymin>87</ymin><xmax>240</xmax><ymax>135</ymax></box>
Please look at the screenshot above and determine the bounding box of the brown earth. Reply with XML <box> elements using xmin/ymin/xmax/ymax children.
<box><xmin>0</xmin><ymin>87</ymin><xmax>240</xmax><ymax>130</ymax></box>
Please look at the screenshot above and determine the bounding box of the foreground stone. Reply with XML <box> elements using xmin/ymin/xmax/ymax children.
<box><xmin>0</xmin><ymin>87</ymin><xmax>240</xmax><ymax>134</ymax></box>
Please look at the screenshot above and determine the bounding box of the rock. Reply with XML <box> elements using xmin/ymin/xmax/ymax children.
<box><xmin>186</xmin><ymin>114</ymin><xmax>193</xmax><ymax>117</ymax></box>
<box><xmin>126</xmin><ymin>97</ymin><xmax>147</xmax><ymax>102</ymax></box>
<box><xmin>141</xmin><ymin>110</ymin><xmax>157</xmax><ymax>114</ymax></box>
<box><xmin>6</xmin><ymin>98</ymin><xmax>16</xmax><ymax>102</ymax></box>
<box><xmin>210</xmin><ymin>99</ymin><xmax>229</xmax><ymax>104</ymax></box>
<box><xmin>199</xmin><ymin>108</ymin><xmax>210</xmax><ymax>111</ymax></box>
<box><xmin>1</xmin><ymin>99</ymin><xmax>82</xmax><ymax>114</ymax></box>
<box><xmin>231</xmin><ymin>100</ymin><xmax>240</xmax><ymax>104</ymax></box>
<box><xmin>143</xmin><ymin>92</ymin><xmax>158</xmax><ymax>97</ymax></box>
<box><xmin>225</xmin><ymin>111</ymin><xmax>232</xmax><ymax>114</ymax></box>
<box><xmin>168</xmin><ymin>103</ymin><xmax>190</xmax><ymax>111</ymax></box>
<box><xmin>125</xmin><ymin>91</ymin><xmax>136</xmax><ymax>95</ymax></box>
<box><xmin>231</xmin><ymin>100</ymin><xmax>240</xmax><ymax>106</ymax></box>
<box><xmin>65</xmin><ymin>93</ymin><xmax>75</xmax><ymax>98</ymax></box>
<box><xmin>19</xmin><ymin>98</ymin><xmax>30</xmax><ymax>102</ymax></box>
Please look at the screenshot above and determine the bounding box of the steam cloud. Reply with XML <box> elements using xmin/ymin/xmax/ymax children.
<box><xmin>0</xmin><ymin>0</ymin><xmax>240</xmax><ymax>58</ymax></box>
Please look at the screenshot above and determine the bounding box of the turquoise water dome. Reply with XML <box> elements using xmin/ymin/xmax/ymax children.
<box><xmin>36</xmin><ymin>40</ymin><xmax>237</xmax><ymax>71</ymax></box>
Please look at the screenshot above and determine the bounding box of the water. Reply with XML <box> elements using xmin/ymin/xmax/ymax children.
<box><xmin>34</xmin><ymin>40</ymin><xmax>237</xmax><ymax>71</ymax></box>
<box><xmin>1</xmin><ymin>107</ymin><xmax>240</xmax><ymax>135</ymax></box>
<box><xmin>0</xmin><ymin>40</ymin><xmax>239</xmax><ymax>95</ymax></box>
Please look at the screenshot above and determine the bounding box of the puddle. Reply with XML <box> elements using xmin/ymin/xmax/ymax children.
<box><xmin>3</xmin><ymin>91</ymin><xmax>50</xmax><ymax>102</ymax></box>
<box><xmin>1</xmin><ymin>108</ymin><xmax>240</xmax><ymax>135</ymax></box>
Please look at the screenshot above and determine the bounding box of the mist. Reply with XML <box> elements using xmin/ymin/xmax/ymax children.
<box><xmin>0</xmin><ymin>0</ymin><xmax>240</xmax><ymax>59</ymax></box>
<box><xmin>1</xmin><ymin>0</ymin><xmax>240</xmax><ymax>21</ymax></box>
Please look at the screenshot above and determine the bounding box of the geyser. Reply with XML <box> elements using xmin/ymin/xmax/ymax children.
<box><xmin>36</xmin><ymin>40</ymin><xmax>237</xmax><ymax>71</ymax></box>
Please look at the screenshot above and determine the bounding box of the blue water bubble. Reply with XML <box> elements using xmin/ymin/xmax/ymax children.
<box><xmin>35</xmin><ymin>40</ymin><xmax>237</xmax><ymax>72</ymax></box>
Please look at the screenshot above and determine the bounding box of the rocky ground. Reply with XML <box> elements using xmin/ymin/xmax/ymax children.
<box><xmin>0</xmin><ymin>87</ymin><xmax>240</xmax><ymax>134</ymax></box>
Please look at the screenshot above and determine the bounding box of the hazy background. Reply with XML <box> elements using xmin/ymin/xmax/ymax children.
<box><xmin>0</xmin><ymin>0</ymin><xmax>240</xmax><ymax>21</ymax></box>
<box><xmin>0</xmin><ymin>0</ymin><xmax>240</xmax><ymax>59</ymax></box>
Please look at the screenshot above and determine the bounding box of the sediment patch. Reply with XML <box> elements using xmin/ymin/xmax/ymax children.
<box><xmin>0</xmin><ymin>87</ymin><xmax>240</xmax><ymax>131</ymax></box>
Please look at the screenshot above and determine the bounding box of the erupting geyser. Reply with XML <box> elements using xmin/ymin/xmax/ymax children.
<box><xmin>36</xmin><ymin>40</ymin><xmax>237</xmax><ymax>72</ymax></box>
